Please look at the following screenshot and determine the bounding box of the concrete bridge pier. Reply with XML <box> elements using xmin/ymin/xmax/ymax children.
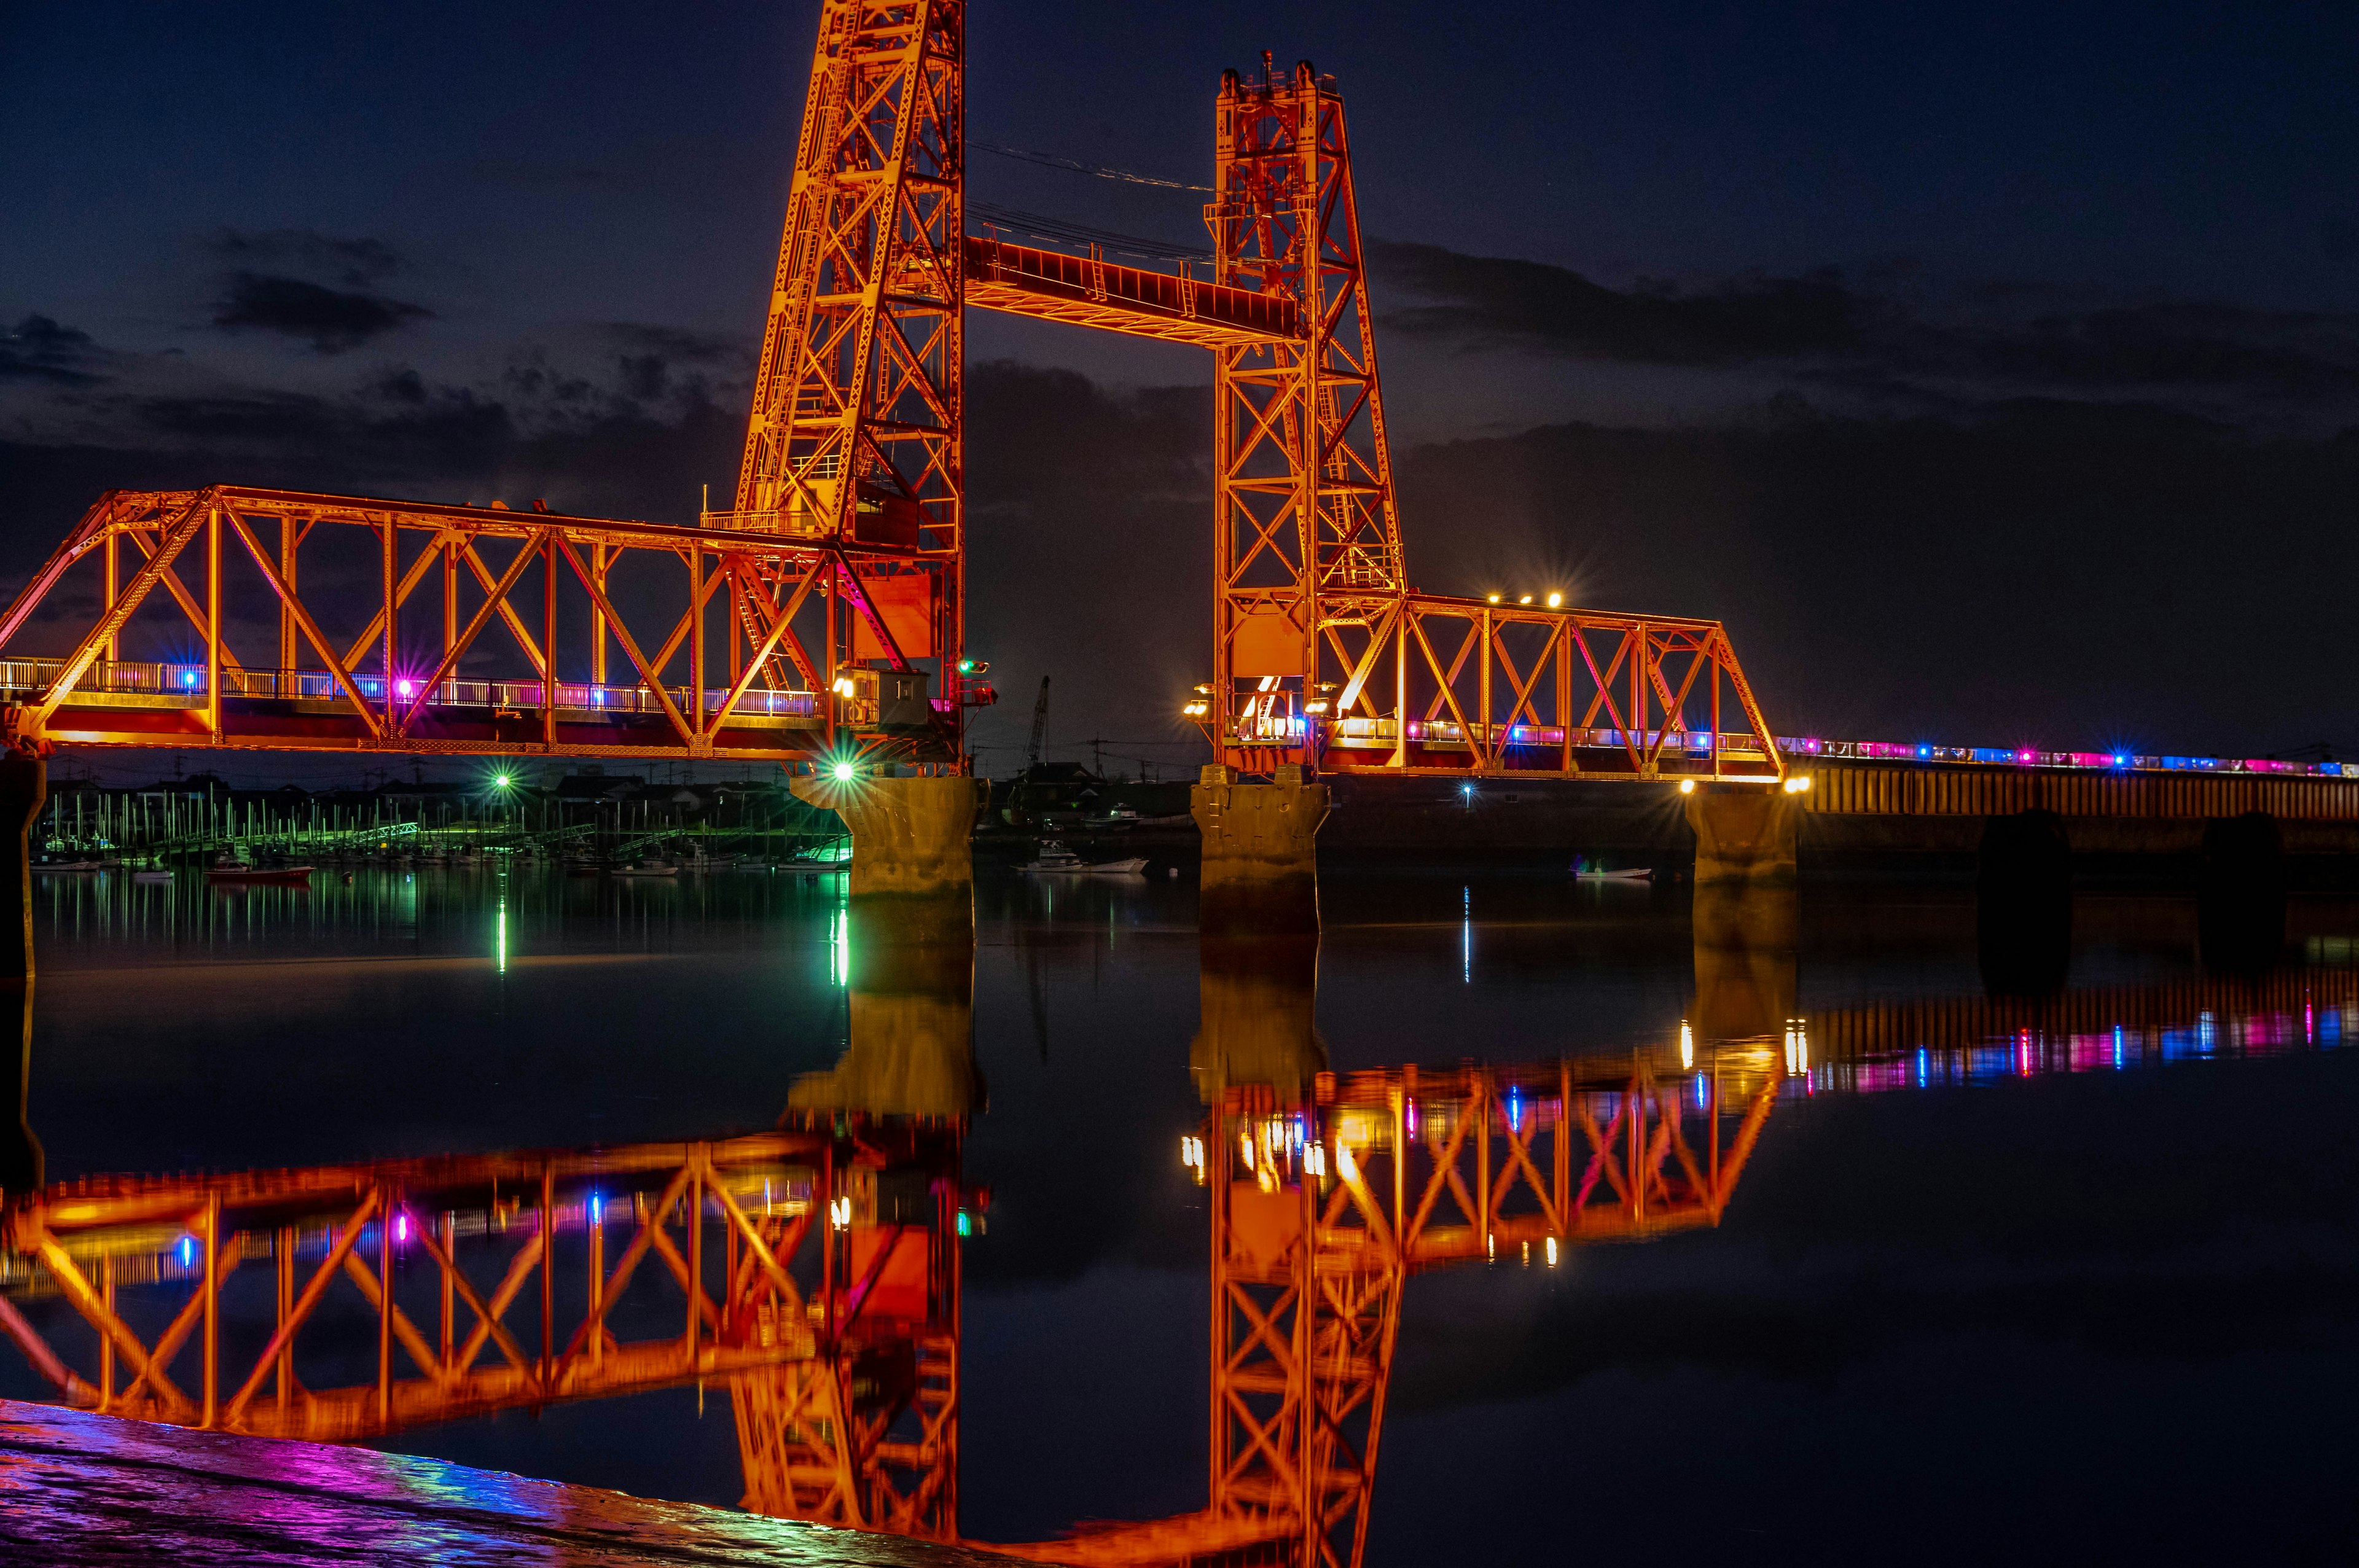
<box><xmin>1976</xmin><ymin>809</ymin><xmax>2073</xmax><ymax>996</ymax></box>
<box><xmin>1194</xmin><ymin>765</ymin><xmax>1329</xmax><ymax>934</ymax></box>
<box><xmin>1685</xmin><ymin>784</ymin><xmax>1799</xmax><ymax>889</ymax></box>
<box><xmin>2197</xmin><ymin>811</ymin><xmax>2287</xmax><ymax>972</ymax></box>
<box><xmin>789</xmin><ymin>772</ymin><xmax>983</xmax><ymax>945</ymax></box>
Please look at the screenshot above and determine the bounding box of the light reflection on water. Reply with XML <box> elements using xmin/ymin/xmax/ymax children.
<box><xmin>4</xmin><ymin>868</ymin><xmax>2358</xmax><ymax>1564</ymax></box>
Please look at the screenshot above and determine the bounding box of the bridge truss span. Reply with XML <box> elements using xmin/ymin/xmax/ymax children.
<box><xmin>0</xmin><ymin>485</ymin><xmax>966</xmax><ymax>766</ymax></box>
<box><xmin>1286</xmin><ymin>590</ymin><xmax>1781</xmax><ymax>783</ymax></box>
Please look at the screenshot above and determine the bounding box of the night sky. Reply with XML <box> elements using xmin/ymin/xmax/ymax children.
<box><xmin>5</xmin><ymin>1</ymin><xmax>2358</xmax><ymax>776</ymax></box>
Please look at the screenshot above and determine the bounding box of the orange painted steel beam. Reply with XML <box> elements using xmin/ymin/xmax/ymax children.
<box><xmin>1286</xmin><ymin>591</ymin><xmax>1783</xmax><ymax>784</ymax></box>
<box><xmin>0</xmin><ymin>486</ymin><xmax>960</xmax><ymax>766</ymax></box>
<box><xmin>964</xmin><ymin>235</ymin><xmax>1301</xmax><ymax>349</ymax></box>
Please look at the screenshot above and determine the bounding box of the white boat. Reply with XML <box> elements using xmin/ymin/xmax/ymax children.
<box><xmin>33</xmin><ymin>858</ymin><xmax>105</xmax><ymax>873</ymax></box>
<box><xmin>1023</xmin><ymin>841</ymin><xmax>1148</xmax><ymax>876</ymax></box>
<box><xmin>205</xmin><ymin>855</ymin><xmax>315</xmax><ymax>885</ymax></box>
<box><xmin>611</xmin><ymin>860</ymin><xmax>680</xmax><ymax>878</ymax></box>
<box><xmin>1570</xmin><ymin>858</ymin><xmax>1651</xmax><ymax>882</ymax></box>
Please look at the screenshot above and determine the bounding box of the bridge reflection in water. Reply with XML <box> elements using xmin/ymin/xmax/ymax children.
<box><xmin>4</xmin><ymin>887</ymin><xmax>2357</xmax><ymax>1566</ymax></box>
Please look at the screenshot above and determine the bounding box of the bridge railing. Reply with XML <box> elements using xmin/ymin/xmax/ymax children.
<box><xmin>0</xmin><ymin>657</ymin><xmax>820</xmax><ymax>724</ymax></box>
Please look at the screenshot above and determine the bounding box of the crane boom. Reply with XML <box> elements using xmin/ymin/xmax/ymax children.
<box><xmin>1025</xmin><ymin>677</ymin><xmax>1050</xmax><ymax>771</ymax></box>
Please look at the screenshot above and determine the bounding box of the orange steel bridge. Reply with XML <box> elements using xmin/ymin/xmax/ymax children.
<box><xmin>0</xmin><ymin>1045</ymin><xmax>1778</xmax><ymax>1568</ymax></box>
<box><xmin>0</xmin><ymin>3</ymin><xmax>1783</xmax><ymax>788</ymax></box>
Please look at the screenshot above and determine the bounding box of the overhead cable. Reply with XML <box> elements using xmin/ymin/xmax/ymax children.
<box><xmin>972</xmin><ymin>139</ymin><xmax>1213</xmax><ymax>192</ymax></box>
<box><xmin>968</xmin><ymin>200</ymin><xmax>1211</xmax><ymax>263</ymax></box>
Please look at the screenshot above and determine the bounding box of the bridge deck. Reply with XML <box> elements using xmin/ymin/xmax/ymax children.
<box><xmin>963</xmin><ymin>235</ymin><xmax>1300</xmax><ymax>348</ymax></box>
<box><xmin>0</xmin><ymin>655</ymin><xmax>824</xmax><ymax>760</ymax></box>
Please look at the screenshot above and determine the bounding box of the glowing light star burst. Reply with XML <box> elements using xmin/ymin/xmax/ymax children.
<box><xmin>831</xmin><ymin>760</ymin><xmax>856</xmax><ymax>782</ymax></box>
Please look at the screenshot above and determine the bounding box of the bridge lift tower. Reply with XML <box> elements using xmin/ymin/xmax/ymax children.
<box><xmin>0</xmin><ymin>0</ymin><xmax>1780</xmax><ymax>795</ymax></box>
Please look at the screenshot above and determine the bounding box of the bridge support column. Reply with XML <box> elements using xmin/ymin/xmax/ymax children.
<box><xmin>789</xmin><ymin>773</ymin><xmax>982</xmax><ymax>945</ymax></box>
<box><xmin>1194</xmin><ymin>765</ymin><xmax>1328</xmax><ymax>932</ymax></box>
<box><xmin>1685</xmin><ymin>782</ymin><xmax>1798</xmax><ymax>889</ymax></box>
<box><xmin>0</xmin><ymin>749</ymin><xmax>39</xmax><ymax>1196</ymax></box>
<box><xmin>1977</xmin><ymin>809</ymin><xmax>2073</xmax><ymax>996</ymax></box>
<box><xmin>2198</xmin><ymin>811</ymin><xmax>2285</xmax><ymax>972</ymax></box>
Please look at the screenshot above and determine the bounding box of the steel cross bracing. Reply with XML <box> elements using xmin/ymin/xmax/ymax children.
<box><xmin>0</xmin><ymin>1121</ymin><xmax>966</xmax><ymax>1540</ymax></box>
<box><xmin>0</xmin><ymin>20</ymin><xmax>1780</xmax><ymax>786</ymax></box>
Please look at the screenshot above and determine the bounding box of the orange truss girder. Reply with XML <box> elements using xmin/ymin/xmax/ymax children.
<box><xmin>1300</xmin><ymin>591</ymin><xmax>1786</xmax><ymax>784</ymax></box>
<box><xmin>0</xmin><ymin>486</ymin><xmax>957</xmax><ymax>766</ymax></box>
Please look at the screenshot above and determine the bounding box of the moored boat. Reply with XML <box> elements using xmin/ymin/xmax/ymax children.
<box><xmin>1022</xmin><ymin>841</ymin><xmax>1148</xmax><ymax>875</ymax></box>
<box><xmin>205</xmin><ymin>855</ymin><xmax>314</xmax><ymax>884</ymax></box>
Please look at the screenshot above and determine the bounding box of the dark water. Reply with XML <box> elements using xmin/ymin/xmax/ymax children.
<box><xmin>7</xmin><ymin>866</ymin><xmax>2359</xmax><ymax>1565</ymax></box>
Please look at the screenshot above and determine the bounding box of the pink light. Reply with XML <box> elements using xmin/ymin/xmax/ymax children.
<box><xmin>394</xmin><ymin>1214</ymin><xmax>410</xmax><ymax>1243</ymax></box>
<box><xmin>395</xmin><ymin>679</ymin><xmax>414</xmax><ymax>698</ymax></box>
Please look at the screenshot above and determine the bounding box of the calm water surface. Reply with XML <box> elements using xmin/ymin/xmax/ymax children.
<box><xmin>8</xmin><ymin>867</ymin><xmax>2358</xmax><ymax>1564</ymax></box>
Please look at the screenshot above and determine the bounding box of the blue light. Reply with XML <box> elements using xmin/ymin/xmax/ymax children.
<box><xmin>2111</xmin><ymin>754</ymin><xmax>2126</xmax><ymax>767</ymax></box>
<box><xmin>2113</xmin><ymin>1024</ymin><xmax>2125</xmax><ymax>1069</ymax></box>
<box><xmin>1915</xmin><ymin>1046</ymin><xmax>1928</xmax><ymax>1088</ymax></box>
<box><xmin>180</xmin><ymin>670</ymin><xmax>197</xmax><ymax>688</ymax></box>
<box><xmin>177</xmin><ymin>1236</ymin><xmax>194</xmax><ymax>1267</ymax></box>
<box><xmin>1917</xmin><ymin>745</ymin><xmax>1931</xmax><ymax>759</ymax></box>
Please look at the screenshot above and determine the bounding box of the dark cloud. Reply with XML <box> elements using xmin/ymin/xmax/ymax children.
<box><xmin>211</xmin><ymin>273</ymin><xmax>434</xmax><ymax>354</ymax></box>
<box><xmin>205</xmin><ymin>227</ymin><xmax>405</xmax><ymax>287</ymax></box>
<box><xmin>0</xmin><ymin>315</ymin><xmax>106</xmax><ymax>384</ymax></box>
<box><xmin>1371</xmin><ymin>239</ymin><xmax>1866</xmax><ymax>365</ymax></box>
<box><xmin>1393</xmin><ymin>403</ymin><xmax>2359</xmax><ymax>756</ymax></box>
<box><xmin>1371</xmin><ymin>240</ymin><xmax>2359</xmax><ymax>421</ymax></box>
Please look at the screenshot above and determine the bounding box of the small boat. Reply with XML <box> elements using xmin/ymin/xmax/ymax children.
<box><xmin>33</xmin><ymin>858</ymin><xmax>105</xmax><ymax>873</ymax></box>
<box><xmin>131</xmin><ymin>868</ymin><xmax>172</xmax><ymax>884</ymax></box>
<box><xmin>205</xmin><ymin>856</ymin><xmax>314</xmax><ymax>884</ymax></box>
<box><xmin>1023</xmin><ymin>841</ymin><xmax>1148</xmax><ymax>876</ymax></box>
<box><xmin>611</xmin><ymin>860</ymin><xmax>680</xmax><ymax>878</ymax></box>
<box><xmin>1570</xmin><ymin>856</ymin><xmax>1651</xmax><ymax>882</ymax></box>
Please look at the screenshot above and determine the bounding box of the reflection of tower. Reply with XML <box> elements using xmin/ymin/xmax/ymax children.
<box><xmin>734</xmin><ymin>895</ymin><xmax>982</xmax><ymax>1539</ymax></box>
<box><xmin>1007</xmin><ymin>928</ymin><xmax>1785</xmax><ymax>1568</ymax></box>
